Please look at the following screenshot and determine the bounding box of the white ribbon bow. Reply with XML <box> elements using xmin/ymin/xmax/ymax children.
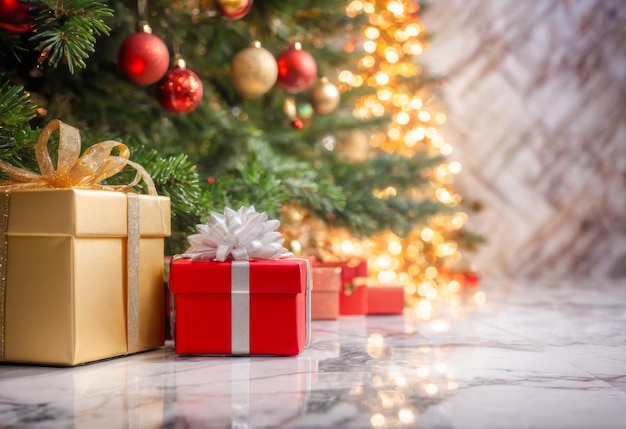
<box><xmin>184</xmin><ymin>206</ymin><xmax>293</xmax><ymax>262</ymax></box>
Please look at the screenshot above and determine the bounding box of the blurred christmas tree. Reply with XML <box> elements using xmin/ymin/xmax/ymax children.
<box><xmin>331</xmin><ymin>0</ymin><xmax>485</xmax><ymax>313</ymax></box>
<box><xmin>0</xmin><ymin>0</ymin><xmax>481</xmax><ymax>305</ymax></box>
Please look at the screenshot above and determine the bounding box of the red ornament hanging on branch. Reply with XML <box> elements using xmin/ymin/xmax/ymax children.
<box><xmin>155</xmin><ymin>57</ymin><xmax>203</xmax><ymax>114</ymax></box>
<box><xmin>118</xmin><ymin>23</ymin><xmax>170</xmax><ymax>86</ymax></box>
<box><xmin>216</xmin><ymin>0</ymin><xmax>253</xmax><ymax>20</ymax></box>
<box><xmin>277</xmin><ymin>43</ymin><xmax>317</xmax><ymax>94</ymax></box>
<box><xmin>0</xmin><ymin>0</ymin><xmax>35</xmax><ymax>33</ymax></box>
<box><xmin>291</xmin><ymin>118</ymin><xmax>304</xmax><ymax>129</ymax></box>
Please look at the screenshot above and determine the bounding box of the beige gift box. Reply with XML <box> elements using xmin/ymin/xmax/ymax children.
<box><xmin>0</xmin><ymin>188</ymin><xmax>171</xmax><ymax>366</ymax></box>
<box><xmin>311</xmin><ymin>265</ymin><xmax>341</xmax><ymax>320</ymax></box>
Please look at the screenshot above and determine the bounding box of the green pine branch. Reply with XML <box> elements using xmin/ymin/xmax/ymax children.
<box><xmin>0</xmin><ymin>77</ymin><xmax>40</xmax><ymax>169</ymax></box>
<box><xmin>30</xmin><ymin>0</ymin><xmax>114</xmax><ymax>73</ymax></box>
<box><xmin>0</xmin><ymin>77</ymin><xmax>38</xmax><ymax>128</ymax></box>
<box><xmin>335</xmin><ymin>151</ymin><xmax>444</xmax><ymax>190</ymax></box>
<box><xmin>327</xmin><ymin>151</ymin><xmax>450</xmax><ymax>237</ymax></box>
<box><xmin>0</xmin><ymin>0</ymin><xmax>478</xmax><ymax>255</ymax></box>
<box><xmin>81</xmin><ymin>133</ymin><xmax>205</xmax><ymax>254</ymax></box>
<box><xmin>135</xmin><ymin>148</ymin><xmax>205</xmax><ymax>255</ymax></box>
<box><xmin>0</xmin><ymin>30</ymin><xmax>27</xmax><ymax>62</ymax></box>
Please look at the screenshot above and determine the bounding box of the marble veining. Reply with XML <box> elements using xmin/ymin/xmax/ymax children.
<box><xmin>1</xmin><ymin>280</ymin><xmax>625</xmax><ymax>428</ymax></box>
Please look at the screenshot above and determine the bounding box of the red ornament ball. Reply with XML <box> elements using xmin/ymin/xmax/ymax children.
<box><xmin>216</xmin><ymin>0</ymin><xmax>253</xmax><ymax>20</ymax></box>
<box><xmin>155</xmin><ymin>65</ymin><xmax>203</xmax><ymax>114</ymax></box>
<box><xmin>0</xmin><ymin>0</ymin><xmax>35</xmax><ymax>33</ymax></box>
<box><xmin>465</xmin><ymin>273</ymin><xmax>480</xmax><ymax>288</ymax></box>
<box><xmin>118</xmin><ymin>31</ymin><xmax>170</xmax><ymax>86</ymax></box>
<box><xmin>291</xmin><ymin>119</ymin><xmax>304</xmax><ymax>129</ymax></box>
<box><xmin>277</xmin><ymin>44</ymin><xmax>317</xmax><ymax>94</ymax></box>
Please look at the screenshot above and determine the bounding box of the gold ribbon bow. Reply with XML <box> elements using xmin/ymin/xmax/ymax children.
<box><xmin>0</xmin><ymin>119</ymin><xmax>156</xmax><ymax>194</ymax></box>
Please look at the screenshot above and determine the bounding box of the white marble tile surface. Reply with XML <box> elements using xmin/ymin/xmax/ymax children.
<box><xmin>1</xmin><ymin>281</ymin><xmax>625</xmax><ymax>428</ymax></box>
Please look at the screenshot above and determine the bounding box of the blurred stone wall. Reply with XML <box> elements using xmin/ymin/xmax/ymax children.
<box><xmin>420</xmin><ymin>0</ymin><xmax>626</xmax><ymax>279</ymax></box>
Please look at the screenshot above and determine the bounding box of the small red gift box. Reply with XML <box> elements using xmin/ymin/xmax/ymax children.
<box><xmin>339</xmin><ymin>259</ymin><xmax>368</xmax><ymax>315</ymax></box>
<box><xmin>367</xmin><ymin>286</ymin><xmax>405</xmax><ymax>315</ymax></box>
<box><xmin>311</xmin><ymin>265</ymin><xmax>341</xmax><ymax>320</ymax></box>
<box><xmin>339</xmin><ymin>279</ymin><xmax>368</xmax><ymax>315</ymax></box>
<box><xmin>314</xmin><ymin>258</ymin><xmax>369</xmax><ymax>315</ymax></box>
<box><xmin>169</xmin><ymin>258</ymin><xmax>310</xmax><ymax>355</ymax></box>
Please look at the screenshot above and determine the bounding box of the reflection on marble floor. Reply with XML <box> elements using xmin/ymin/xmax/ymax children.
<box><xmin>1</xmin><ymin>280</ymin><xmax>625</xmax><ymax>428</ymax></box>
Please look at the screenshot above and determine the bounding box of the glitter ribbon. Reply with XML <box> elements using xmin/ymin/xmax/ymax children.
<box><xmin>0</xmin><ymin>119</ymin><xmax>156</xmax><ymax>194</ymax></box>
<box><xmin>0</xmin><ymin>191</ymin><xmax>9</xmax><ymax>361</ymax></box>
<box><xmin>0</xmin><ymin>120</ymin><xmax>158</xmax><ymax>360</ymax></box>
<box><xmin>126</xmin><ymin>193</ymin><xmax>141</xmax><ymax>354</ymax></box>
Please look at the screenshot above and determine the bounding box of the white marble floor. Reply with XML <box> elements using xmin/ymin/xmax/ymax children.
<box><xmin>1</xmin><ymin>280</ymin><xmax>625</xmax><ymax>428</ymax></box>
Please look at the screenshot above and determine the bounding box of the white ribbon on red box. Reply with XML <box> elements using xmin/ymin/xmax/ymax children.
<box><xmin>184</xmin><ymin>206</ymin><xmax>292</xmax><ymax>262</ymax></box>
<box><xmin>228</xmin><ymin>259</ymin><xmax>311</xmax><ymax>355</ymax></box>
<box><xmin>231</xmin><ymin>260</ymin><xmax>251</xmax><ymax>355</ymax></box>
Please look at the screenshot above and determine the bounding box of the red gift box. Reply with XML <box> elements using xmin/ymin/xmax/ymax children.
<box><xmin>339</xmin><ymin>259</ymin><xmax>369</xmax><ymax>315</ymax></box>
<box><xmin>314</xmin><ymin>258</ymin><xmax>369</xmax><ymax>315</ymax></box>
<box><xmin>339</xmin><ymin>279</ymin><xmax>368</xmax><ymax>315</ymax></box>
<box><xmin>340</xmin><ymin>258</ymin><xmax>368</xmax><ymax>315</ymax></box>
<box><xmin>169</xmin><ymin>258</ymin><xmax>310</xmax><ymax>355</ymax></box>
<box><xmin>311</xmin><ymin>265</ymin><xmax>341</xmax><ymax>320</ymax></box>
<box><xmin>367</xmin><ymin>286</ymin><xmax>405</xmax><ymax>315</ymax></box>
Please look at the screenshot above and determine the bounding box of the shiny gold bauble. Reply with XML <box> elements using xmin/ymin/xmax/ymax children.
<box><xmin>309</xmin><ymin>77</ymin><xmax>341</xmax><ymax>114</ymax></box>
<box><xmin>230</xmin><ymin>41</ymin><xmax>278</xmax><ymax>99</ymax></box>
<box><xmin>283</xmin><ymin>97</ymin><xmax>297</xmax><ymax>119</ymax></box>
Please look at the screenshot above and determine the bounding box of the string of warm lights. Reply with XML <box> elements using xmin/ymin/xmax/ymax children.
<box><xmin>282</xmin><ymin>0</ymin><xmax>484</xmax><ymax>317</ymax></box>
<box><xmin>339</xmin><ymin>0</ymin><xmax>483</xmax><ymax>315</ymax></box>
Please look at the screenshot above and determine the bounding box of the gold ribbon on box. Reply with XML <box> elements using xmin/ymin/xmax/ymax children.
<box><xmin>0</xmin><ymin>119</ymin><xmax>157</xmax><ymax>360</ymax></box>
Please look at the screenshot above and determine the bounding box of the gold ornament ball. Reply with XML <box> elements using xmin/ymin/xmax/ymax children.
<box><xmin>283</xmin><ymin>97</ymin><xmax>297</xmax><ymax>119</ymax></box>
<box><xmin>230</xmin><ymin>42</ymin><xmax>278</xmax><ymax>99</ymax></box>
<box><xmin>309</xmin><ymin>77</ymin><xmax>340</xmax><ymax>114</ymax></box>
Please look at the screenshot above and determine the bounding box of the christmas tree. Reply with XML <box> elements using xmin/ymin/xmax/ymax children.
<box><xmin>0</xmin><ymin>0</ymin><xmax>479</xmax><ymax>305</ymax></box>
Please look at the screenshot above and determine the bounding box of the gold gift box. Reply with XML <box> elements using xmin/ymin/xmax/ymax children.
<box><xmin>1</xmin><ymin>189</ymin><xmax>171</xmax><ymax>366</ymax></box>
